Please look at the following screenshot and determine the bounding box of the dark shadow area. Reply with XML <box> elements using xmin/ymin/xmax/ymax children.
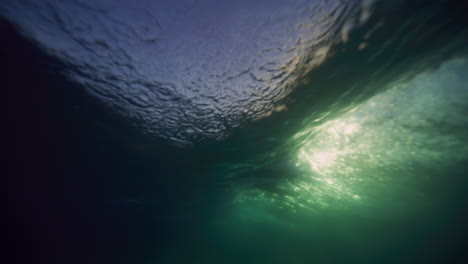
<box><xmin>3</xmin><ymin>19</ymin><xmax>220</xmax><ymax>264</ymax></box>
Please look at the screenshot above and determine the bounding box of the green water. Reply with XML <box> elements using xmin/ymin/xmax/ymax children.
<box><xmin>176</xmin><ymin>58</ymin><xmax>468</xmax><ymax>264</ymax></box>
<box><xmin>4</xmin><ymin>1</ymin><xmax>468</xmax><ymax>263</ymax></box>
<box><xmin>232</xmin><ymin>58</ymin><xmax>468</xmax><ymax>223</ymax></box>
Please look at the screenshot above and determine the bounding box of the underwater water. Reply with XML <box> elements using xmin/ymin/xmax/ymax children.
<box><xmin>4</xmin><ymin>0</ymin><xmax>468</xmax><ymax>263</ymax></box>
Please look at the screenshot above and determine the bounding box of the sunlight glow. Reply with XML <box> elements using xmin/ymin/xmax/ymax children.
<box><xmin>231</xmin><ymin>58</ymin><xmax>468</xmax><ymax>223</ymax></box>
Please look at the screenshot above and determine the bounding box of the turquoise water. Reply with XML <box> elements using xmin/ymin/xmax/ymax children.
<box><xmin>4</xmin><ymin>0</ymin><xmax>468</xmax><ymax>263</ymax></box>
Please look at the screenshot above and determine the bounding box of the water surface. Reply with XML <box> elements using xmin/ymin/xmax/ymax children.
<box><xmin>4</xmin><ymin>1</ymin><xmax>468</xmax><ymax>263</ymax></box>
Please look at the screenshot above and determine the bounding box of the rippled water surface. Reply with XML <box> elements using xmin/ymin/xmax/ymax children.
<box><xmin>4</xmin><ymin>0</ymin><xmax>468</xmax><ymax>263</ymax></box>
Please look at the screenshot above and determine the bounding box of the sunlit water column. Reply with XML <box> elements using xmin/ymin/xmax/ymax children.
<box><xmin>230</xmin><ymin>57</ymin><xmax>468</xmax><ymax>226</ymax></box>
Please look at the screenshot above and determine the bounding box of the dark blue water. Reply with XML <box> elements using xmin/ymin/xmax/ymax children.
<box><xmin>4</xmin><ymin>1</ymin><xmax>468</xmax><ymax>263</ymax></box>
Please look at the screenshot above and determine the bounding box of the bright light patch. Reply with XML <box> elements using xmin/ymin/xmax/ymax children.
<box><xmin>299</xmin><ymin>149</ymin><xmax>337</xmax><ymax>173</ymax></box>
<box><xmin>230</xmin><ymin>58</ymin><xmax>468</xmax><ymax>224</ymax></box>
<box><xmin>294</xmin><ymin>116</ymin><xmax>364</xmax><ymax>204</ymax></box>
<box><xmin>314</xmin><ymin>151</ymin><xmax>337</xmax><ymax>167</ymax></box>
<box><xmin>297</xmin><ymin>117</ymin><xmax>360</xmax><ymax>177</ymax></box>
